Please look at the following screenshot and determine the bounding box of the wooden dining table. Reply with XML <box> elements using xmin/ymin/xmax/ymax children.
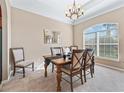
<box><xmin>43</xmin><ymin>55</ymin><xmax>71</xmax><ymax>92</ymax></box>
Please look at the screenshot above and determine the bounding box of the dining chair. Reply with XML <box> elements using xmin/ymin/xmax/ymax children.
<box><xmin>50</xmin><ymin>47</ymin><xmax>63</xmax><ymax>72</ymax></box>
<box><xmin>62</xmin><ymin>46</ymin><xmax>71</xmax><ymax>56</ymax></box>
<box><xmin>61</xmin><ymin>49</ymin><xmax>87</xmax><ymax>92</ymax></box>
<box><xmin>11</xmin><ymin>47</ymin><xmax>34</xmax><ymax>77</ymax></box>
<box><xmin>83</xmin><ymin>48</ymin><xmax>95</xmax><ymax>82</ymax></box>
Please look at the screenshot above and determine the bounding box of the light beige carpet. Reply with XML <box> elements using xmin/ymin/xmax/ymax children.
<box><xmin>1</xmin><ymin>64</ymin><xmax>124</xmax><ymax>92</ymax></box>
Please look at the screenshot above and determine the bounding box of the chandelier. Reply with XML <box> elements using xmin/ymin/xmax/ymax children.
<box><xmin>65</xmin><ymin>0</ymin><xmax>84</xmax><ymax>20</ymax></box>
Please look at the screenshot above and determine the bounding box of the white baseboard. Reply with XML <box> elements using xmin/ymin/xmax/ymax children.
<box><xmin>96</xmin><ymin>63</ymin><xmax>124</xmax><ymax>72</ymax></box>
<box><xmin>8</xmin><ymin>70</ymin><xmax>13</xmax><ymax>80</ymax></box>
<box><xmin>0</xmin><ymin>84</ymin><xmax>2</xmax><ymax>91</ymax></box>
<box><xmin>1</xmin><ymin>79</ymin><xmax>8</xmax><ymax>85</ymax></box>
<box><xmin>1</xmin><ymin>70</ymin><xmax>13</xmax><ymax>85</ymax></box>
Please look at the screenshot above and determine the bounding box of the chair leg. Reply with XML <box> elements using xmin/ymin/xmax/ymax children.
<box><xmin>80</xmin><ymin>70</ymin><xmax>83</xmax><ymax>84</ymax></box>
<box><xmin>93</xmin><ymin>67</ymin><xmax>94</xmax><ymax>74</ymax></box>
<box><xmin>70</xmin><ymin>75</ymin><xmax>73</xmax><ymax>92</ymax></box>
<box><xmin>23</xmin><ymin>67</ymin><xmax>25</xmax><ymax>78</ymax></box>
<box><xmin>92</xmin><ymin>57</ymin><xmax>95</xmax><ymax>74</ymax></box>
<box><xmin>90</xmin><ymin>66</ymin><xmax>93</xmax><ymax>78</ymax></box>
<box><xmin>84</xmin><ymin>69</ymin><xmax>86</xmax><ymax>82</ymax></box>
<box><xmin>92</xmin><ymin>64</ymin><xmax>95</xmax><ymax>74</ymax></box>
<box><xmin>52</xmin><ymin>63</ymin><xmax>54</xmax><ymax>72</ymax></box>
<box><xmin>13</xmin><ymin>67</ymin><xmax>16</xmax><ymax>76</ymax></box>
<box><xmin>32</xmin><ymin>63</ymin><xmax>34</xmax><ymax>71</ymax></box>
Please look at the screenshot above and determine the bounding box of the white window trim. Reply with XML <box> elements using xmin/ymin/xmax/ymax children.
<box><xmin>96</xmin><ymin>56</ymin><xmax>119</xmax><ymax>62</ymax></box>
<box><xmin>83</xmin><ymin>23</ymin><xmax>119</xmax><ymax>61</ymax></box>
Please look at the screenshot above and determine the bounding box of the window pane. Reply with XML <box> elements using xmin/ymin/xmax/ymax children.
<box><xmin>85</xmin><ymin>32</ymin><xmax>97</xmax><ymax>55</ymax></box>
<box><xmin>110</xmin><ymin>45</ymin><xmax>118</xmax><ymax>59</ymax></box>
<box><xmin>99</xmin><ymin>45</ymin><xmax>105</xmax><ymax>57</ymax></box>
<box><xmin>105</xmin><ymin>45</ymin><xmax>110</xmax><ymax>57</ymax></box>
<box><xmin>85</xmin><ymin>33</ymin><xmax>96</xmax><ymax>45</ymax></box>
<box><xmin>110</xmin><ymin>30</ymin><xmax>118</xmax><ymax>43</ymax></box>
<box><xmin>99</xmin><ymin>31</ymin><xmax>106</xmax><ymax>43</ymax></box>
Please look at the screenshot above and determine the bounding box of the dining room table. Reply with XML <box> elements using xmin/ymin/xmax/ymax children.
<box><xmin>43</xmin><ymin>54</ymin><xmax>71</xmax><ymax>92</ymax></box>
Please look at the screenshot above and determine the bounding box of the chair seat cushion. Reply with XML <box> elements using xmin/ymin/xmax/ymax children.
<box><xmin>16</xmin><ymin>60</ymin><xmax>33</xmax><ymax>67</ymax></box>
<box><xmin>61</xmin><ymin>67</ymin><xmax>80</xmax><ymax>75</ymax></box>
<box><xmin>86</xmin><ymin>63</ymin><xmax>92</xmax><ymax>67</ymax></box>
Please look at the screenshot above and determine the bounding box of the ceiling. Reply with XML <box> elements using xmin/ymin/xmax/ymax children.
<box><xmin>10</xmin><ymin>0</ymin><xmax>124</xmax><ymax>24</ymax></box>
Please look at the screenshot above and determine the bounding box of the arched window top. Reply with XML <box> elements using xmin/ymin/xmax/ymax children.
<box><xmin>84</xmin><ymin>23</ymin><xmax>118</xmax><ymax>34</ymax></box>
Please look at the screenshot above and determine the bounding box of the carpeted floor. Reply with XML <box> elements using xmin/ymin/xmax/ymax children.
<box><xmin>1</xmin><ymin>63</ymin><xmax>124</xmax><ymax>92</ymax></box>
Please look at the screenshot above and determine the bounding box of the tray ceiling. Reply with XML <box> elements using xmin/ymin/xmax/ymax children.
<box><xmin>10</xmin><ymin>0</ymin><xmax>124</xmax><ymax>24</ymax></box>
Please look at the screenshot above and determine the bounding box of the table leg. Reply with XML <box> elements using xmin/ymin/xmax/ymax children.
<box><xmin>44</xmin><ymin>58</ymin><xmax>50</xmax><ymax>77</ymax></box>
<box><xmin>56</xmin><ymin>65</ymin><xmax>62</xmax><ymax>92</ymax></box>
<box><xmin>44</xmin><ymin>63</ymin><xmax>48</xmax><ymax>77</ymax></box>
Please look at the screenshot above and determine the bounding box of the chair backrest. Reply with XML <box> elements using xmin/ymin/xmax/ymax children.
<box><xmin>62</xmin><ymin>46</ymin><xmax>71</xmax><ymax>55</ymax></box>
<box><xmin>71</xmin><ymin>49</ymin><xmax>87</xmax><ymax>71</ymax></box>
<box><xmin>50</xmin><ymin>47</ymin><xmax>63</xmax><ymax>56</ymax></box>
<box><xmin>11</xmin><ymin>47</ymin><xmax>25</xmax><ymax>65</ymax></box>
<box><xmin>70</xmin><ymin>46</ymin><xmax>78</xmax><ymax>52</ymax></box>
<box><xmin>84</xmin><ymin>48</ymin><xmax>95</xmax><ymax>66</ymax></box>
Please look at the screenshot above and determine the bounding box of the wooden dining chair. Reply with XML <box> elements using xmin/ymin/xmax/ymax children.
<box><xmin>83</xmin><ymin>48</ymin><xmax>95</xmax><ymax>82</ymax></box>
<box><xmin>50</xmin><ymin>47</ymin><xmax>63</xmax><ymax>72</ymax></box>
<box><xmin>61</xmin><ymin>49</ymin><xmax>87</xmax><ymax>92</ymax></box>
<box><xmin>11</xmin><ymin>47</ymin><xmax>34</xmax><ymax>77</ymax></box>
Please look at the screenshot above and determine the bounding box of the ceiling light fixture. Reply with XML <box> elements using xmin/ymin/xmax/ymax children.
<box><xmin>65</xmin><ymin>0</ymin><xmax>84</xmax><ymax>20</ymax></box>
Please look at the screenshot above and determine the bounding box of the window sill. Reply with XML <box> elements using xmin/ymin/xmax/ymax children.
<box><xmin>95</xmin><ymin>56</ymin><xmax>119</xmax><ymax>62</ymax></box>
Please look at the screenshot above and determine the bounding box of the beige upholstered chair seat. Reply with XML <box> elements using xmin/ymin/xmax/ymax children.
<box><xmin>86</xmin><ymin>62</ymin><xmax>92</xmax><ymax>66</ymax></box>
<box><xmin>61</xmin><ymin>67</ymin><xmax>80</xmax><ymax>75</ymax></box>
<box><xmin>16</xmin><ymin>60</ymin><xmax>33</xmax><ymax>67</ymax></box>
<box><xmin>62</xmin><ymin>63</ymin><xmax>91</xmax><ymax>75</ymax></box>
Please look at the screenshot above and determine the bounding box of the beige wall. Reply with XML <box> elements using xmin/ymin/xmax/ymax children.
<box><xmin>74</xmin><ymin>6</ymin><xmax>124</xmax><ymax>69</ymax></box>
<box><xmin>11</xmin><ymin>8</ymin><xmax>73</xmax><ymax>62</ymax></box>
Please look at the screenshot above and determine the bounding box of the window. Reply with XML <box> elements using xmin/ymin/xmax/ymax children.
<box><xmin>84</xmin><ymin>23</ymin><xmax>119</xmax><ymax>60</ymax></box>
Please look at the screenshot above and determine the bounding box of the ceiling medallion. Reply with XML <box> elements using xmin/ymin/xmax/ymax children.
<box><xmin>65</xmin><ymin>0</ymin><xmax>84</xmax><ymax>20</ymax></box>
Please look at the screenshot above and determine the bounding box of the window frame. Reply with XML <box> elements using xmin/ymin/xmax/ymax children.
<box><xmin>83</xmin><ymin>23</ymin><xmax>119</xmax><ymax>61</ymax></box>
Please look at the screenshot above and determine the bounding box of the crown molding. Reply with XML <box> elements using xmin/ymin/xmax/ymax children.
<box><xmin>74</xmin><ymin>1</ymin><xmax>124</xmax><ymax>25</ymax></box>
<box><xmin>11</xmin><ymin>6</ymin><xmax>72</xmax><ymax>25</ymax></box>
